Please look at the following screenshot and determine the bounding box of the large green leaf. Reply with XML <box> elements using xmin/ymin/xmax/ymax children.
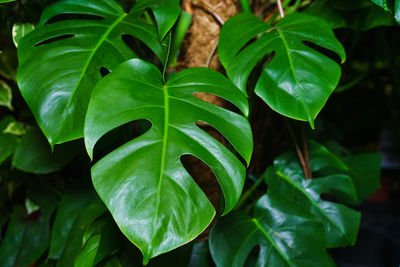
<box><xmin>84</xmin><ymin>58</ymin><xmax>252</xmax><ymax>263</ymax></box>
<box><xmin>209</xmin><ymin>195</ymin><xmax>335</xmax><ymax>267</ymax></box>
<box><xmin>266</xmin><ymin>153</ymin><xmax>361</xmax><ymax>247</ymax></box>
<box><xmin>219</xmin><ymin>13</ymin><xmax>346</xmax><ymax>127</ymax></box>
<box><xmin>17</xmin><ymin>0</ymin><xmax>179</xmax><ymax>146</ymax></box>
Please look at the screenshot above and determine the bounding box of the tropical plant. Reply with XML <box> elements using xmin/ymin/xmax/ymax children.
<box><xmin>0</xmin><ymin>0</ymin><xmax>396</xmax><ymax>266</ymax></box>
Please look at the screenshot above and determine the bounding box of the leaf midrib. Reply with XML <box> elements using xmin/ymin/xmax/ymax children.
<box><xmin>251</xmin><ymin>218</ymin><xmax>292</xmax><ymax>267</ymax></box>
<box><xmin>275</xmin><ymin>28</ymin><xmax>312</xmax><ymax>122</ymax></box>
<box><xmin>151</xmin><ymin>85</ymin><xmax>170</xmax><ymax>245</ymax></box>
<box><xmin>60</xmin><ymin>12</ymin><xmax>128</xmax><ymax>135</ymax></box>
<box><xmin>275</xmin><ymin>170</ymin><xmax>346</xmax><ymax>237</ymax></box>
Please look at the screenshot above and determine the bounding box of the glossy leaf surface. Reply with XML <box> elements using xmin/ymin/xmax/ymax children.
<box><xmin>219</xmin><ymin>13</ymin><xmax>345</xmax><ymax>127</ymax></box>
<box><xmin>308</xmin><ymin>141</ymin><xmax>381</xmax><ymax>204</ymax></box>
<box><xmin>85</xmin><ymin>58</ymin><xmax>252</xmax><ymax>263</ymax></box>
<box><xmin>267</xmin><ymin>152</ymin><xmax>361</xmax><ymax>247</ymax></box>
<box><xmin>209</xmin><ymin>195</ymin><xmax>335</xmax><ymax>267</ymax></box>
<box><xmin>17</xmin><ymin>0</ymin><xmax>175</xmax><ymax>146</ymax></box>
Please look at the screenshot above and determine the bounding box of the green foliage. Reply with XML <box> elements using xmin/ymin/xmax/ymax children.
<box><xmin>85</xmin><ymin>58</ymin><xmax>252</xmax><ymax>263</ymax></box>
<box><xmin>17</xmin><ymin>0</ymin><xmax>178</xmax><ymax>146</ymax></box>
<box><xmin>210</xmin><ymin>195</ymin><xmax>335</xmax><ymax>267</ymax></box>
<box><xmin>0</xmin><ymin>0</ymin><xmax>391</xmax><ymax>266</ymax></box>
<box><xmin>218</xmin><ymin>13</ymin><xmax>345</xmax><ymax>127</ymax></box>
<box><xmin>210</xmin><ymin>140</ymin><xmax>381</xmax><ymax>266</ymax></box>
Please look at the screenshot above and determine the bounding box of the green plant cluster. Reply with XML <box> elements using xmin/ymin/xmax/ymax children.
<box><xmin>0</xmin><ymin>0</ymin><xmax>396</xmax><ymax>266</ymax></box>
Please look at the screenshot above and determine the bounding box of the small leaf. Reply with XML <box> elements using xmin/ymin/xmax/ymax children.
<box><xmin>3</xmin><ymin>121</ymin><xmax>27</xmax><ymax>136</ymax></box>
<box><xmin>12</xmin><ymin>23</ymin><xmax>35</xmax><ymax>48</ymax></box>
<box><xmin>209</xmin><ymin>195</ymin><xmax>335</xmax><ymax>267</ymax></box>
<box><xmin>219</xmin><ymin>13</ymin><xmax>346</xmax><ymax>127</ymax></box>
<box><xmin>0</xmin><ymin>80</ymin><xmax>12</xmax><ymax>110</ymax></box>
<box><xmin>267</xmin><ymin>153</ymin><xmax>361</xmax><ymax>247</ymax></box>
<box><xmin>25</xmin><ymin>198</ymin><xmax>40</xmax><ymax>215</ymax></box>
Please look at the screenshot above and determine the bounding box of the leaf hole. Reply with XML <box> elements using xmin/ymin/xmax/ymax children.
<box><xmin>45</xmin><ymin>14</ymin><xmax>104</xmax><ymax>25</ymax></box>
<box><xmin>91</xmin><ymin>120</ymin><xmax>151</xmax><ymax>162</ymax></box>
<box><xmin>121</xmin><ymin>34</ymin><xmax>153</xmax><ymax>59</ymax></box>
<box><xmin>249</xmin><ymin>51</ymin><xmax>275</xmax><ymax>89</ymax></box>
<box><xmin>34</xmin><ymin>34</ymin><xmax>74</xmax><ymax>47</ymax></box>
<box><xmin>195</xmin><ymin>121</ymin><xmax>247</xmax><ymax>167</ymax></box>
<box><xmin>181</xmin><ymin>154</ymin><xmax>223</xmax><ymax>240</ymax></box>
<box><xmin>303</xmin><ymin>41</ymin><xmax>342</xmax><ymax>64</ymax></box>
<box><xmin>99</xmin><ymin>67</ymin><xmax>111</xmax><ymax>78</ymax></box>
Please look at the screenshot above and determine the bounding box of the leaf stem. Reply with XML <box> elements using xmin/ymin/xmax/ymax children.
<box><xmin>277</xmin><ymin>0</ymin><xmax>285</xmax><ymax>18</ymax></box>
<box><xmin>162</xmin><ymin>31</ymin><xmax>172</xmax><ymax>84</ymax></box>
<box><xmin>301</xmin><ymin>125</ymin><xmax>312</xmax><ymax>179</ymax></box>
<box><xmin>239</xmin><ymin>0</ymin><xmax>252</xmax><ymax>13</ymax></box>
<box><xmin>235</xmin><ymin>174</ymin><xmax>265</xmax><ymax>210</ymax></box>
<box><xmin>283</xmin><ymin>118</ymin><xmax>309</xmax><ymax>179</ymax></box>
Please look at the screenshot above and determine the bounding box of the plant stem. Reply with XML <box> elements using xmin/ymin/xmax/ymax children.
<box><xmin>235</xmin><ymin>174</ymin><xmax>264</xmax><ymax>210</ymax></box>
<box><xmin>301</xmin><ymin>125</ymin><xmax>312</xmax><ymax>179</ymax></box>
<box><xmin>239</xmin><ymin>0</ymin><xmax>252</xmax><ymax>13</ymax></box>
<box><xmin>169</xmin><ymin>11</ymin><xmax>192</xmax><ymax>67</ymax></box>
<box><xmin>283</xmin><ymin>118</ymin><xmax>309</xmax><ymax>179</ymax></box>
<box><xmin>162</xmin><ymin>32</ymin><xmax>172</xmax><ymax>84</ymax></box>
<box><xmin>277</xmin><ymin>0</ymin><xmax>285</xmax><ymax>18</ymax></box>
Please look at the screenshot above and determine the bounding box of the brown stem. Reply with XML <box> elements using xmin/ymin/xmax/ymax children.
<box><xmin>283</xmin><ymin>118</ymin><xmax>309</xmax><ymax>179</ymax></box>
<box><xmin>206</xmin><ymin>41</ymin><xmax>218</xmax><ymax>68</ymax></box>
<box><xmin>301</xmin><ymin>125</ymin><xmax>312</xmax><ymax>179</ymax></box>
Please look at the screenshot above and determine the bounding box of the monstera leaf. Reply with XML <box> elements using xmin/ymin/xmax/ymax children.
<box><xmin>17</xmin><ymin>0</ymin><xmax>180</xmax><ymax>146</ymax></box>
<box><xmin>219</xmin><ymin>13</ymin><xmax>346</xmax><ymax>128</ymax></box>
<box><xmin>266</xmin><ymin>151</ymin><xmax>361</xmax><ymax>248</ymax></box>
<box><xmin>84</xmin><ymin>59</ymin><xmax>253</xmax><ymax>263</ymax></box>
<box><xmin>209</xmin><ymin>195</ymin><xmax>335</xmax><ymax>267</ymax></box>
